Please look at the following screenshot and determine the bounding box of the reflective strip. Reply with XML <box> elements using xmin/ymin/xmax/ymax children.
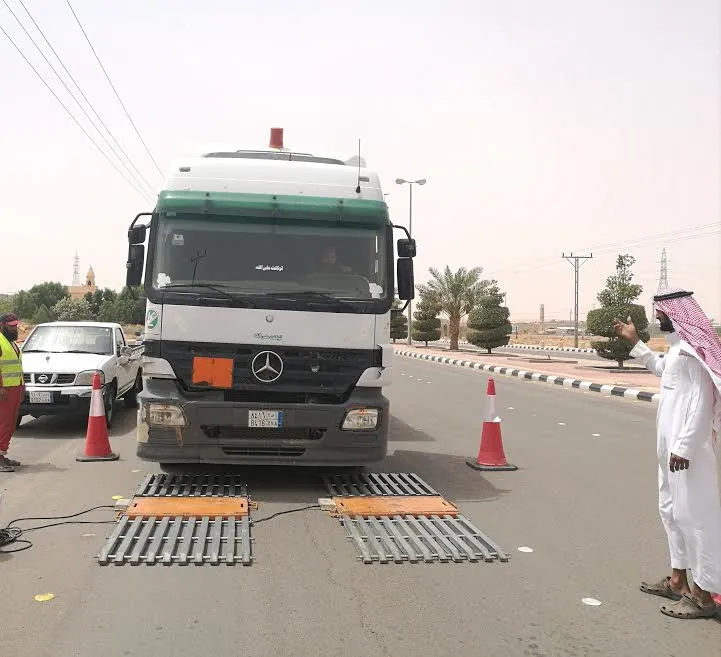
<box><xmin>0</xmin><ymin>334</ymin><xmax>23</xmax><ymax>386</ymax></box>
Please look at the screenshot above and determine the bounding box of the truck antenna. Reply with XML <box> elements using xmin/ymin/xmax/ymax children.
<box><xmin>355</xmin><ymin>138</ymin><xmax>362</xmax><ymax>194</ymax></box>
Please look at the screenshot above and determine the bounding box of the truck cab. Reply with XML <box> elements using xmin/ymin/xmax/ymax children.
<box><xmin>126</xmin><ymin>128</ymin><xmax>415</xmax><ymax>466</ymax></box>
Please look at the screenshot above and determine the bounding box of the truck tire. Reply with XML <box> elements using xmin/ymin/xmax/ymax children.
<box><xmin>124</xmin><ymin>372</ymin><xmax>142</xmax><ymax>409</ymax></box>
<box><xmin>104</xmin><ymin>382</ymin><xmax>116</xmax><ymax>429</ymax></box>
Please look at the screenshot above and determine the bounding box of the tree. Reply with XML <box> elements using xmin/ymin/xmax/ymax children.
<box><xmin>113</xmin><ymin>287</ymin><xmax>145</xmax><ymax>324</ymax></box>
<box><xmin>390</xmin><ymin>298</ymin><xmax>408</xmax><ymax>342</ymax></box>
<box><xmin>467</xmin><ymin>284</ymin><xmax>512</xmax><ymax>353</ymax></box>
<box><xmin>417</xmin><ymin>266</ymin><xmax>490</xmax><ymax>351</ymax></box>
<box><xmin>411</xmin><ymin>296</ymin><xmax>441</xmax><ymax>346</ymax></box>
<box><xmin>12</xmin><ymin>290</ymin><xmax>38</xmax><ymax>320</ymax></box>
<box><xmin>31</xmin><ymin>304</ymin><xmax>53</xmax><ymax>324</ymax></box>
<box><xmin>51</xmin><ymin>297</ymin><xmax>93</xmax><ymax>322</ymax></box>
<box><xmin>29</xmin><ymin>282</ymin><xmax>69</xmax><ymax>311</ymax></box>
<box><xmin>0</xmin><ymin>296</ymin><xmax>11</xmax><ymax>315</ymax></box>
<box><xmin>84</xmin><ymin>288</ymin><xmax>118</xmax><ymax>319</ymax></box>
<box><xmin>586</xmin><ymin>254</ymin><xmax>650</xmax><ymax>367</ymax></box>
<box><xmin>11</xmin><ymin>282</ymin><xmax>69</xmax><ymax>320</ymax></box>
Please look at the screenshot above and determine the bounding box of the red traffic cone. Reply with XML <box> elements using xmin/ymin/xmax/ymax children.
<box><xmin>77</xmin><ymin>373</ymin><xmax>119</xmax><ymax>462</ymax></box>
<box><xmin>466</xmin><ymin>378</ymin><xmax>517</xmax><ymax>471</ymax></box>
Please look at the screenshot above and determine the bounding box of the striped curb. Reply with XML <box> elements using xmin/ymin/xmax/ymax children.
<box><xmin>432</xmin><ymin>339</ymin><xmax>595</xmax><ymax>353</ymax></box>
<box><xmin>394</xmin><ymin>349</ymin><xmax>660</xmax><ymax>404</ymax></box>
<box><xmin>431</xmin><ymin>340</ymin><xmax>664</xmax><ymax>357</ymax></box>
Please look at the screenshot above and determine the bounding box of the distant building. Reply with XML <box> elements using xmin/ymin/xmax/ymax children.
<box><xmin>69</xmin><ymin>265</ymin><xmax>97</xmax><ymax>300</ymax></box>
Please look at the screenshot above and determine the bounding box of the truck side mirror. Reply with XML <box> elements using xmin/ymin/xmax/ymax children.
<box><xmin>396</xmin><ymin>258</ymin><xmax>415</xmax><ymax>301</ymax></box>
<box><xmin>397</xmin><ymin>238</ymin><xmax>416</xmax><ymax>259</ymax></box>
<box><xmin>128</xmin><ymin>224</ymin><xmax>147</xmax><ymax>245</ymax></box>
<box><xmin>126</xmin><ymin>244</ymin><xmax>145</xmax><ymax>287</ymax></box>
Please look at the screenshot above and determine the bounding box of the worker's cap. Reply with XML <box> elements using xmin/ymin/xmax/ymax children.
<box><xmin>0</xmin><ymin>313</ymin><xmax>20</xmax><ymax>326</ymax></box>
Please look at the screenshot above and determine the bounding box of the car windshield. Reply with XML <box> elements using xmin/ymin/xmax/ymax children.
<box><xmin>22</xmin><ymin>326</ymin><xmax>114</xmax><ymax>355</ymax></box>
<box><xmin>150</xmin><ymin>215</ymin><xmax>388</xmax><ymax>300</ymax></box>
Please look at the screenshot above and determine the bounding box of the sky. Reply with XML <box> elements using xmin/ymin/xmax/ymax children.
<box><xmin>1</xmin><ymin>0</ymin><xmax>720</xmax><ymax>323</ymax></box>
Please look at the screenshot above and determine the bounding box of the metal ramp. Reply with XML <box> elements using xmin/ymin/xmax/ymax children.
<box><xmin>98</xmin><ymin>475</ymin><xmax>252</xmax><ymax>566</ymax></box>
<box><xmin>324</xmin><ymin>473</ymin><xmax>510</xmax><ymax>565</ymax></box>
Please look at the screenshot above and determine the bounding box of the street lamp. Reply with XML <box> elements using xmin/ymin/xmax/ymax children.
<box><xmin>395</xmin><ymin>177</ymin><xmax>427</xmax><ymax>345</ymax></box>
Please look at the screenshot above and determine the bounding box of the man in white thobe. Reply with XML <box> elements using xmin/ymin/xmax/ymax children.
<box><xmin>615</xmin><ymin>288</ymin><xmax>721</xmax><ymax>619</ymax></box>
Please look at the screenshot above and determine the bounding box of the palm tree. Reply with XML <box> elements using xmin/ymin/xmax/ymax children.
<box><xmin>417</xmin><ymin>266</ymin><xmax>491</xmax><ymax>351</ymax></box>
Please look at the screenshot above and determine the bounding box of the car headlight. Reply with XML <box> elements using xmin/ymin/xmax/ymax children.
<box><xmin>75</xmin><ymin>370</ymin><xmax>105</xmax><ymax>386</ymax></box>
<box><xmin>341</xmin><ymin>408</ymin><xmax>379</xmax><ymax>431</ymax></box>
<box><xmin>144</xmin><ymin>403</ymin><xmax>188</xmax><ymax>428</ymax></box>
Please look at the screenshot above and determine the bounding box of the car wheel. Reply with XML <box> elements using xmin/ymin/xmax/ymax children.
<box><xmin>104</xmin><ymin>384</ymin><xmax>116</xmax><ymax>429</ymax></box>
<box><xmin>125</xmin><ymin>372</ymin><xmax>142</xmax><ymax>409</ymax></box>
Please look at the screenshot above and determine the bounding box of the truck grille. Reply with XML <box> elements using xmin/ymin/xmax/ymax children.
<box><xmin>158</xmin><ymin>340</ymin><xmax>380</xmax><ymax>397</ymax></box>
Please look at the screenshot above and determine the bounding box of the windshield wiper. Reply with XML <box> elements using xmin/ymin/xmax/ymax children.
<box><xmin>264</xmin><ymin>291</ymin><xmax>360</xmax><ymax>312</ymax></box>
<box><xmin>161</xmin><ymin>283</ymin><xmax>254</xmax><ymax>306</ymax></box>
<box><xmin>61</xmin><ymin>350</ymin><xmax>108</xmax><ymax>354</ymax></box>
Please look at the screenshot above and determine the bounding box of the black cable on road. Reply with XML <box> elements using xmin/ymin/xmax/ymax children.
<box><xmin>0</xmin><ymin>505</ymin><xmax>116</xmax><ymax>553</ymax></box>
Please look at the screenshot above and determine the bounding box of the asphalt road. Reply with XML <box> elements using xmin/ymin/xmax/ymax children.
<box><xmin>2</xmin><ymin>363</ymin><xmax>719</xmax><ymax>657</ymax></box>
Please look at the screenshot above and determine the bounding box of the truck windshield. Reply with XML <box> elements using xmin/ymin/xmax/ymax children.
<box><xmin>150</xmin><ymin>215</ymin><xmax>388</xmax><ymax>300</ymax></box>
<box><xmin>22</xmin><ymin>325</ymin><xmax>114</xmax><ymax>355</ymax></box>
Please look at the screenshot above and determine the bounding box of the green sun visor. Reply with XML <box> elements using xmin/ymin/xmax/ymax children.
<box><xmin>156</xmin><ymin>190</ymin><xmax>389</xmax><ymax>226</ymax></box>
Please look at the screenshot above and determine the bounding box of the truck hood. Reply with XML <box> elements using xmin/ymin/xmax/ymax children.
<box><xmin>21</xmin><ymin>351</ymin><xmax>109</xmax><ymax>374</ymax></box>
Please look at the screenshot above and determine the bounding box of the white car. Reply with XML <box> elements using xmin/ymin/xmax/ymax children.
<box><xmin>18</xmin><ymin>321</ymin><xmax>144</xmax><ymax>428</ymax></box>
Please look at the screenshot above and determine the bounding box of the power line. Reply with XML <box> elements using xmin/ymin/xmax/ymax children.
<box><xmin>484</xmin><ymin>223</ymin><xmax>720</xmax><ymax>280</ymax></box>
<box><xmin>16</xmin><ymin>0</ymin><xmax>158</xmax><ymax>198</ymax></box>
<box><xmin>3</xmin><ymin>0</ymin><xmax>156</xmax><ymax>200</ymax></box>
<box><xmin>65</xmin><ymin>0</ymin><xmax>164</xmax><ymax>177</ymax></box>
<box><xmin>0</xmin><ymin>21</ymin><xmax>152</xmax><ymax>202</ymax></box>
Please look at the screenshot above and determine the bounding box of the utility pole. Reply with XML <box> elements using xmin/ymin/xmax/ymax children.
<box><xmin>562</xmin><ymin>252</ymin><xmax>593</xmax><ymax>348</ymax></box>
<box><xmin>395</xmin><ymin>177</ymin><xmax>427</xmax><ymax>345</ymax></box>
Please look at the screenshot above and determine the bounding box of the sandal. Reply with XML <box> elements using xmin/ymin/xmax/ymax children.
<box><xmin>640</xmin><ymin>577</ymin><xmax>683</xmax><ymax>601</ymax></box>
<box><xmin>660</xmin><ymin>594</ymin><xmax>719</xmax><ymax>619</ymax></box>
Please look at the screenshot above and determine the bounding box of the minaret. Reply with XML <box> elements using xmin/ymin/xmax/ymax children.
<box><xmin>72</xmin><ymin>251</ymin><xmax>81</xmax><ymax>286</ymax></box>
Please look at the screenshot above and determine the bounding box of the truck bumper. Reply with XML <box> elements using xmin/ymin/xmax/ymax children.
<box><xmin>19</xmin><ymin>385</ymin><xmax>94</xmax><ymax>418</ymax></box>
<box><xmin>136</xmin><ymin>379</ymin><xmax>389</xmax><ymax>466</ymax></box>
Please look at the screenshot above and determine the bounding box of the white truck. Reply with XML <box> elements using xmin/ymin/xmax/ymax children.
<box><xmin>125</xmin><ymin>128</ymin><xmax>416</xmax><ymax>466</ymax></box>
<box><xmin>18</xmin><ymin>322</ymin><xmax>144</xmax><ymax>428</ymax></box>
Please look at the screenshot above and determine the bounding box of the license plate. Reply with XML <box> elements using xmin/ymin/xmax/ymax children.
<box><xmin>248</xmin><ymin>410</ymin><xmax>283</xmax><ymax>428</ymax></box>
<box><xmin>29</xmin><ymin>391</ymin><xmax>53</xmax><ymax>404</ymax></box>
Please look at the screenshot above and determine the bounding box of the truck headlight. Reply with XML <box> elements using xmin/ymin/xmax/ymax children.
<box><xmin>145</xmin><ymin>403</ymin><xmax>188</xmax><ymax>428</ymax></box>
<box><xmin>75</xmin><ymin>370</ymin><xmax>105</xmax><ymax>386</ymax></box>
<box><xmin>341</xmin><ymin>408</ymin><xmax>379</xmax><ymax>431</ymax></box>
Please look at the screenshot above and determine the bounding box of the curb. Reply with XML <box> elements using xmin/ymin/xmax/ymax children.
<box><xmin>433</xmin><ymin>340</ymin><xmax>595</xmax><ymax>354</ymax></box>
<box><xmin>394</xmin><ymin>349</ymin><xmax>660</xmax><ymax>404</ymax></box>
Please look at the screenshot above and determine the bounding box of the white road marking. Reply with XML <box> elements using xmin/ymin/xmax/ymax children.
<box><xmin>558</xmin><ymin>422</ymin><xmax>566</xmax><ymax>426</ymax></box>
<box><xmin>592</xmin><ymin>433</ymin><xmax>600</xmax><ymax>437</ymax></box>
<box><xmin>582</xmin><ymin>597</ymin><xmax>602</xmax><ymax>606</ymax></box>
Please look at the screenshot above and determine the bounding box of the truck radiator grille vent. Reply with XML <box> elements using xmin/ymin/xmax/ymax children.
<box><xmin>203</xmin><ymin>426</ymin><xmax>325</xmax><ymax>441</ymax></box>
<box><xmin>220</xmin><ymin>446</ymin><xmax>306</xmax><ymax>458</ymax></box>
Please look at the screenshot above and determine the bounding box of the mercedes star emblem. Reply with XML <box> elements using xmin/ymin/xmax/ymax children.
<box><xmin>251</xmin><ymin>351</ymin><xmax>283</xmax><ymax>383</ymax></box>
